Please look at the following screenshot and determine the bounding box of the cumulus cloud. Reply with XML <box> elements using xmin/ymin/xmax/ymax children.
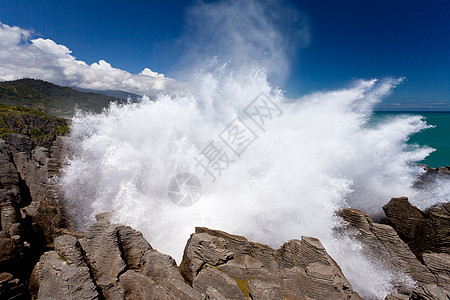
<box><xmin>0</xmin><ymin>22</ymin><xmax>174</xmax><ymax>95</ymax></box>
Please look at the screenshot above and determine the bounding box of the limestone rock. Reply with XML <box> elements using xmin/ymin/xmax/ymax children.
<box><xmin>152</xmin><ymin>279</ymin><xmax>203</xmax><ymax>300</ymax></box>
<box><xmin>385</xmin><ymin>292</ymin><xmax>410</xmax><ymax>300</ymax></box>
<box><xmin>193</xmin><ymin>266</ymin><xmax>245</xmax><ymax>299</ymax></box>
<box><xmin>383</xmin><ymin>197</ymin><xmax>450</xmax><ymax>257</ymax></box>
<box><xmin>54</xmin><ymin>234</ymin><xmax>87</xmax><ymax>268</ymax></box>
<box><xmin>79</xmin><ymin>223</ymin><xmax>128</xmax><ymax>298</ymax></box>
<box><xmin>30</xmin><ymin>251</ymin><xmax>99</xmax><ymax>300</ymax></box>
<box><xmin>0</xmin><ymin>128</ymin><xmax>70</xmax><ymax>298</ymax></box>
<box><xmin>117</xmin><ymin>225</ymin><xmax>152</xmax><ymax>269</ymax></box>
<box><xmin>180</xmin><ymin>230</ymin><xmax>235</xmax><ymax>284</ymax></box>
<box><xmin>0</xmin><ymin>237</ymin><xmax>16</xmax><ymax>264</ymax></box>
<box><xmin>0</xmin><ymin>139</ymin><xmax>21</xmax><ymax>206</ymax></box>
<box><xmin>277</xmin><ymin>237</ymin><xmax>356</xmax><ymax>299</ymax></box>
<box><xmin>416</xmin><ymin>165</ymin><xmax>450</xmax><ymax>189</ymax></box>
<box><xmin>340</xmin><ymin>207</ymin><xmax>437</xmax><ymax>290</ymax></box>
<box><xmin>247</xmin><ymin>278</ymin><xmax>283</xmax><ymax>299</ymax></box>
<box><xmin>119</xmin><ymin>270</ymin><xmax>154</xmax><ymax>300</ymax></box>
<box><xmin>95</xmin><ymin>211</ymin><xmax>114</xmax><ymax>223</ymax></box>
<box><xmin>422</xmin><ymin>252</ymin><xmax>450</xmax><ymax>291</ymax></box>
<box><xmin>140</xmin><ymin>249</ymin><xmax>184</xmax><ymax>282</ymax></box>
<box><xmin>0</xmin><ymin>272</ymin><xmax>13</xmax><ymax>285</ymax></box>
<box><xmin>30</xmin><ymin>222</ymin><xmax>366</xmax><ymax>300</ymax></box>
<box><xmin>181</xmin><ymin>227</ymin><xmax>361</xmax><ymax>300</ymax></box>
<box><xmin>410</xmin><ymin>284</ymin><xmax>450</xmax><ymax>300</ymax></box>
<box><xmin>30</xmin><ymin>222</ymin><xmax>200</xmax><ymax>300</ymax></box>
<box><xmin>382</xmin><ymin>197</ymin><xmax>428</xmax><ymax>242</ymax></box>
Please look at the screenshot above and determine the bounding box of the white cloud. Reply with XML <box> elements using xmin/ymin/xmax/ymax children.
<box><xmin>0</xmin><ymin>23</ymin><xmax>30</xmax><ymax>47</ymax></box>
<box><xmin>31</xmin><ymin>38</ymin><xmax>73</xmax><ymax>58</ymax></box>
<box><xmin>140</xmin><ymin>68</ymin><xmax>164</xmax><ymax>78</ymax></box>
<box><xmin>0</xmin><ymin>22</ymin><xmax>174</xmax><ymax>95</ymax></box>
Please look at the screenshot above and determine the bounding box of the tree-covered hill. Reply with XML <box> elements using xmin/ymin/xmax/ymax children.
<box><xmin>0</xmin><ymin>78</ymin><xmax>126</xmax><ymax>117</ymax></box>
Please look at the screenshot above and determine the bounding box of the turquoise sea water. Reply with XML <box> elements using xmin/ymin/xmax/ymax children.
<box><xmin>373</xmin><ymin>112</ymin><xmax>450</xmax><ymax>168</ymax></box>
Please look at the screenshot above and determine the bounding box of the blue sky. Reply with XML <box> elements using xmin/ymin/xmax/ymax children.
<box><xmin>0</xmin><ymin>0</ymin><xmax>449</xmax><ymax>110</ymax></box>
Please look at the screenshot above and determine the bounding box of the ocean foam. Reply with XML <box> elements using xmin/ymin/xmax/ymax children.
<box><xmin>60</xmin><ymin>1</ymin><xmax>448</xmax><ymax>298</ymax></box>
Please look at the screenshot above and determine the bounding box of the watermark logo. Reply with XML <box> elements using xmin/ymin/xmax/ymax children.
<box><xmin>168</xmin><ymin>93</ymin><xmax>282</xmax><ymax>206</ymax></box>
<box><xmin>244</xmin><ymin>93</ymin><xmax>283</xmax><ymax>131</ymax></box>
<box><xmin>167</xmin><ymin>173</ymin><xmax>202</xmax><ymax>207</ymax></box>
<box><xmin>219</xmin><ymin>117</ymin><xmax>258</xmax><ymax>157</ymax></box>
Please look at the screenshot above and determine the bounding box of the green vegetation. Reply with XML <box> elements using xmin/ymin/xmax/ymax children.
<box><xmin>232</xmin><ymin>277</ymin><xmax>251</xmax><ymax>298</ymax></box>
<box><xmin>201</xmin><ymin>265</ymin><xmax>251</xmax><ymax>298</ymax></box>
<box><xmin>0</xmin><ymin>78</ymin><xmax>125</xmax><ymax>117</ymax></box>
<box><xmin>57</xmin><ymin>256</ymin><xmax>71</xmax><ymax>265</ymax></box>
<box><xmin>0</xmin><ymin>103</ymin><xmax>69</xmax><ymax>148</ymax></box>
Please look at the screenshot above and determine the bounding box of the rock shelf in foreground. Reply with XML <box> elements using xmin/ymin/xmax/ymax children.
<box><xmin>30</xmin><ymin>196</ymin><xmax>450</xmax><ymax>300</ymax></box>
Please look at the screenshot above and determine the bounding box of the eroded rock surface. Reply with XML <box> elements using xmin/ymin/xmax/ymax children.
<box><xmin>383</xmin><ymin>197</ymin><xmax>450</xmax><ymax>258</ymax></box>
<box><xmin>30</xmin><ymin>221</ymin><xmax>363</xmax><ymax>300</ymax></box>
<box><xmin>180</xmin><ymin>227</ymin><xmax>362</xmax><ymax>300</ymax></box>
<box><xmin>415</xmin><ymin>165</ymin><xmax>450</xmax><ymax>189</ymax></box>
<box><xmin>30</xmin><ymin>221</ymin><xmax>205</xmax><ymax>300</ymax></box>
<box><xmin>340</xmin><ymin>208</ymin><xmax>437</xmax><ymax>289</ymax></box>
<box><xmin>0</xmin><ymin>135</ymin><xmax>69</xmax><ymax>298</ymax></box>
<box><xmin>340</xmin><ymin>203</ymin><xmax>450</xmax><ymax>299</ymax></box>
<box><xmin>21</xmin><ymin>201</ymin><xmax>450</xmax><ymax>300</ymax></box>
